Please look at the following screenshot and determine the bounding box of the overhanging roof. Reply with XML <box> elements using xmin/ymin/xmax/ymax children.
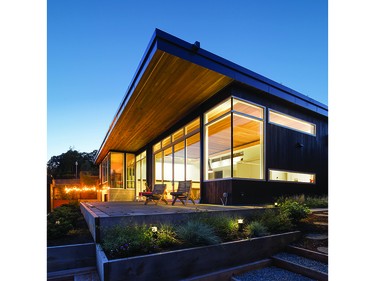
<box><xmin>95</xmin><ymin>29</ymin><xmax>327</xmax><ymax>164</ymax></box>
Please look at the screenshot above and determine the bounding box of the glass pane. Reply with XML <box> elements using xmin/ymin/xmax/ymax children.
<box><xmin>153</xmin><ymin>142</ymin><xmax>161</xmax><ymax>152</ymax></box>
<box><xmin>232</xmin><ymin>114</ymin><xmax>263</xmax><ymax>179</ymax></box>
<box><xmin>186</xmin><ymin>118</ymin><xmax>200</xmax><ymax>134</ymax></box>
<box><xmin>154</xmin><ymin>152</ymin><xmax>163</xmax><ymax>185</ymax></box>
<box><xmin>135</xmin><ymin>150</ymin><xmax>147</xmax><ymax>195</ymax></box>
<box><xmin>269</xmin><ymin>110</ymin><xmax>316</xmax><ymax>136</ymax></box>
<box><xmin>162</xmin><ymin>136</ymin><xmax>171</xmax><ymax>147</ymax></box>
<box><xmin>174</xmin><ymin>141</ymin><xmax>185</xmax><ymax>182</ymax></box>
<box><xmin>126</xmin><ymin>153</ymin><xmax>135</xmax><ymax>189</ymax></box>
<box><xmin>163</xmin><ymin>147</ymin><xmax>173</xmax><ymax>196</ymax></box>
<box><xmin>172</xmin><ymin>129</ymin><xmax>184</xmax><ymax>142</ymax></box>
<box><xmin>110</xmin><ymin>153</ymin><xmax>124</xmax><ymax>188</ymax></box>
<box><xmin>269</xmin><ymin>169</ymin><xmax>316</xmax><ymax>183</ymax></box>
<box><xmin>206</xmin><ymin>115</ymin><xmax>231</xmax><ymax>180</ymax></box>
<box><xmin>233</xmin><ymin>98</ymin><xmax>263</xmax><ymax>119</ymax></box>
<box><xmin>205</xmin><ymin>98</ymin><xmax>231</xmax><ymax>124</ymax></box>
<box><xmin>187</xmin><ymin>133</ymin><xmax>200</xmax><ymax>200</ymax></box>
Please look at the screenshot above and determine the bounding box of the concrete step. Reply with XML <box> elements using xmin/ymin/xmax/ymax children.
<box><xmin>47</xmin><ymin>267</ymin><xmax>99</xmax><ymax>281</ymax></box>
<box><xmin>272</xmin><ymin>252</ymin><xmax>328</xmax><ymax>281</ymax></box>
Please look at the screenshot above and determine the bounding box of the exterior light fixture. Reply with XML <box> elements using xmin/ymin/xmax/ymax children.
<box><xmin>237</xmin><ymin>219</ymin><xmax>244</xmax><ymax>232</ymax></box>
<box><xmin>274</xmin><ymin>202</ymin><xmax>279</xmax><ymax>207</ymax></box>
<box><xmin>151</xmin><ymin>226</ymin><xmax>158</xmax><ymax>238</ymax></box>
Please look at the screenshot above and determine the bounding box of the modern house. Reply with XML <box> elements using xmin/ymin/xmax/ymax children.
<box><xmin>94</xmin><ymin>29</ymin><xmax>328</xmax><ymax>205</ymax></box>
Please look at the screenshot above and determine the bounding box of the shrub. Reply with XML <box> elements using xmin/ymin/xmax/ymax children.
<box><xmin>260</xmin><ymin>209</ymin><xmax>294</xmax><ymax>233</ymax></box>
<box><xmin>155</xmin><ymin>224</ymin><xmax>180</xmax><ymax>249</ymax></box>
<box><xmin>246</xmin><ymin>221</ymin><xmax>269</xmax><ymax>238</ymax></box>
<box><xmin>101</xmin><ymin>224</ymin><xmax>154</xmax><ymax>259</ymax></box>
<box><xmin>176</xmin><ymin>221</ymin><xmax>221</xmax><ymax>246</ymax></box>
<box><xmin>199</xmin><ymin>215</ymin><xmax>242</xmax><ymax>241</ymax></box>
<box><xmin>279</xmin><ymin>200</ymin><xmax>310</xmax><ymax>225</ymax></box>
<box><xmin>305</xmin><ymin>195</ymin><xmax>328</xmax><ymax>208</ymax></box>
<box><xmin>47</xmin><ymin>202</ymin><xmax>82</xmax><ymax>239</ymax></box>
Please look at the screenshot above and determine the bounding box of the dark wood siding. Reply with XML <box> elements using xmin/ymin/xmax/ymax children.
<box><xmin>200</xmin><ymin>83</ymin><xmax>328</xmax><ymax>204</ymax></box>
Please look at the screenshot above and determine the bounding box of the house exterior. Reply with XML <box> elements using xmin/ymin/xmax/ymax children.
<box><xmin>94</xmin><ymin>29</ymin><xmax>328</xmax><ymax>205</ymax></box>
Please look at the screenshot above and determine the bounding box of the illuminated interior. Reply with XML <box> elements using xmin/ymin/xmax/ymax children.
<box><xmin>153</xmin><ymin>118</ymin><xmax>201</xmax><ymax>199</ymax></box>
<box><xmin>205</xmin><ymin>97</ymin><xmax>264</xmax><ymax>180</ymax></box>
<box><xmin>269</xmin><ymin>169</ymin><xmax>315</xmax><ymax>183</ymax></box>
<box><xmin>269</xmin><ymin>110</ymin><xmax>316</xmax><ymax>136</ymax></box>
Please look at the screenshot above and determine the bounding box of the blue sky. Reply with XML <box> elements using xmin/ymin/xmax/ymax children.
<box><xmin>47</xmin><ymin>0</ymin><xmax>328</xmax><ymax>160</ymax></box>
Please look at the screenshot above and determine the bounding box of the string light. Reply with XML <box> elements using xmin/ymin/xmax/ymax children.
<box><xmin>64</xmin><ymin>186</ymin><xmax>97</xmax><ymax>194</ymax></box>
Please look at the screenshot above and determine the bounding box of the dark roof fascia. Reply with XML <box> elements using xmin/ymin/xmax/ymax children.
<box><xmin>154</xmin><ymin>28</ymin><xmax>328</xmax><ymax>117</ymax></box>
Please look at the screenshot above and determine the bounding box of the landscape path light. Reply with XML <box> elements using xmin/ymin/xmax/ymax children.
<box><xmin>237</xmin><ymin>219</ymin><xmax>244</xmax><ymax>232</ymax></box>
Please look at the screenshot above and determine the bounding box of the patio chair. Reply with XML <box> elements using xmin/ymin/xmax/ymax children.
<box><xmin>144</xmin><ymin>184</ymin><xmax>168</xmax><ymax>205</ymax></box>
<box><xmin>170</xmin><ymin>180</ymin><xmax>195</xmax><ymax>206</ymax></box>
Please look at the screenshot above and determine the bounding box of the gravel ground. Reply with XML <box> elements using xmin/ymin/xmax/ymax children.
<box><xmin>234</xmin><ymin>266</ymin><xmax>315</xmax><ymax>281</ymax></box>
<box><xmin>273</xmin><ymin>252</ymin><xmax>328</xmax><ymax>273</ymax></box>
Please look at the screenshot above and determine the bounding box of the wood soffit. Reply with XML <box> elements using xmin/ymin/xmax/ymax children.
<box><xmin>96</xmin><ymin>49</ymin><xmax>233</xmax><ymax>163</ymax></box>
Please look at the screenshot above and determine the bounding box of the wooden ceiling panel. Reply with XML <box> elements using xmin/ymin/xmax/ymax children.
<box><xmin>97</xmin><ymin>50</ymin><xmax>233</xmax><ymax>162</ymax></box>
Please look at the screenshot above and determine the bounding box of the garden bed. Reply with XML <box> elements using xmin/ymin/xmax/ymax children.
<box><xmin>96</xmin><ymin>231</ymin><xmax>301</xmax><ymax>281</ymax></box>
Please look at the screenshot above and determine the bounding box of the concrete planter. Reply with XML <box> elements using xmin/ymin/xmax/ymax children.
<box><xmin>47</xmin><ymin>242</ymin><xmax>96</xmax><ymax>273</ymax></box>
<box><xmin>96</xmin><ymin>231</ymin><xmax>301</xmax><ymax>281</ymax></box>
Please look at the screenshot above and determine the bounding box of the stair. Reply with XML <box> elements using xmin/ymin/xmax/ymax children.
<box><xmin>47</xmin><ymin>266</ymin><xmax>100</xmax><ymax>281</ymax></box>
<box><xmin>272</xmin><ymin>250</ymin><xmax>328</xmax><ymax>281</ymax></box>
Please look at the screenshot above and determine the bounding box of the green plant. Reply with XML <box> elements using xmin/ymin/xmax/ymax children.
<box><xmin>260</xmin><ymin>209</ymin><xmax>294</xmax><ymax>233</ymax></box>
<box><xmin>199</xmin><ymin>215</ymin><xmax>242</xmax><ymax>241</ymax></box>
<box><xmin>279</xmin><ymin>200</ymin><xmax>310</xmax><ymax>225</ymax></box>
<box><xmin>246</xmin><ymin>221</ymin><xmax>269</xmax><ymax>237</ymax></box>
<box><xmin>155</xmin><ymin>224</ymin><xmax>180</xmax><ymax>249</ymax></box>
<box><xmin>305</xmin><ymin>195</ymin><xmax>328</xmax><ymax>208</ymax></box>
<box><xmin>176</xmin><ymin>220</ymin><xmax>221</xmax><ymax>246</ymax></box>
<box><xmin>101</xmin><ymin>224</ymin><xmax>154</xmax><ymax>259</ymax></box>
<box><xmin>47</xmin><ymin>202</ymin><xmax>82</xmax><ymax>239</ymax></box>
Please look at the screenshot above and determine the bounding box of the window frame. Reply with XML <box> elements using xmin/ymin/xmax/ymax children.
<box><xmin>268</xmin><ymin>109</ymin><xmax>316</xmax><ymax>136</ymax></box>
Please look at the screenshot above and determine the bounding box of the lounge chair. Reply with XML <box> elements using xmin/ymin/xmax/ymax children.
<box><xmin>170</xmin><ymin>180</ymin><xmax>195</xmax><ymax>206</ymax></box>
<box><xmin>144</xmin><ymin>184</ymin><xmax>168</xmax><ymax>205</ymax></box>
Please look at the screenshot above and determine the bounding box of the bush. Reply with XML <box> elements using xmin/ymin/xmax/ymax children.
<box><xmin>176</xmin><ymin>221</ymin><xmax>221</xmax><ymax>246</ymax></box>
<box><xmin>260</xmin><ymin>209</ymin><xmax>294</xmax><ymax>233</ymax></box>
<box><xmin>199</xmin><ymin>215</ymin><xmax>242</xmax><ymax>241</ymax></box>
<box><xmin>101</xmin><ymin>224</ymin><xmax>154</xmax><ymax>259</ymax></box>
<box><xmin>279</xmin><ymin>200</ymin><xmax>310</xmax><ymax>225</ymax></box>
<box><xmin>305</xmin><ymin>195</ymin><xmax>328</xmax><ymax>208</ymax></box>
<box><xmin>47</xmin><ymin>202</ymin><xmax>82</xmax><ymax>239</ymax></box>
<box><xmin>246</xmin><ymin>221</ymin><xmax>269</xmax><ymax>237</ymax></box>
<box><xmin>155</xmin><ymin>224</ymin><xmax>180</xmax><ymax>249</ymax></box>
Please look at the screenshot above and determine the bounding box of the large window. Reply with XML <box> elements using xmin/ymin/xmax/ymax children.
<box><xmin>136</xmin><ymin>151</ymin><xmax>147</xmax><ymax>194</ymax></box>
<box><xmin>205</xmin><ymin>97</ymin><xmax>264</xmax><ymax>180</ymax></box>
<box><xmin>269</xmin><ymin>169</ymin><xmax>315</xmax><ymax>184</ymax></box>
<box><xmin>153</xmin><ymin>118</ymin><xmax>201</xmax><ymax>200</ymax></box>
<box><xmin>126</xmin><ymin>153</ymin><xmax>135</xmax><ymax>189</ymax></box>
<box><xmin>269</xmin><ymin>109</ymin><xmax>316</xmax><ymax>136</ymax></box>
<box><xmin>110</xmin><ymin>152</ymin><xmax>124</xmax><ymax>188</ymax></box>
<box><xmin>100</xmin><ymin>155</ymin><xmax>109</xmax><ymax>184</ymax></box>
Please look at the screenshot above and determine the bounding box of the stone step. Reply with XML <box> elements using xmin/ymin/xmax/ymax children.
<box><xmin>305</xmin><ymin>233</ymin><xmax>328</xmax><ymax>240</ymax></box>
<box><xmin>272</xmin><ymin>252</ymin><xmax>328</xmax><ymax>281</ymax></box>
<box><xmin>47</xmin><ymin>267</ymin><xmax>99</xmax><ymax>281</ymax></box>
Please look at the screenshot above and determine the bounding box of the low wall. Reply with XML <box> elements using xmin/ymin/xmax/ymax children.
<box><xmin>83</xmin><ymin>207</ymin><xmax>265</xmax><ymax>243</ymax></box>
<box><xmin>96</xmin><ymin>231</ymin><xmax>301</xmax><ymax>281</ymax></box>
<box><xmin>47</xmin><ymin>243</ymin><xmax>96</xmax><ymax>272</ymax></box>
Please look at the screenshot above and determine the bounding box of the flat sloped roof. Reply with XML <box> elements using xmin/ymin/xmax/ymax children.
<box><xmin>95</xmin><ymin>29</ymin><xmax>327</xmax><ymax>164</ymax></box>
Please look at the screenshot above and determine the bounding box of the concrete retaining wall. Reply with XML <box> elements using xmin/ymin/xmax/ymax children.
<box><xmin>96</xmin><ymin>231</ymin><xmax>301</xmax><ymax>281</ymax></box>
<box><xmin>47</xmin><ymin>243</ymin><xmax>96</xmax><ymax>272</ymax></box>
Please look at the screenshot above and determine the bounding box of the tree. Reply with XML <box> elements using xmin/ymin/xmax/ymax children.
<box><xmin>47</xmin><ymin>148</ymin><xmax>98</xmax><ymax>179</ymax></box>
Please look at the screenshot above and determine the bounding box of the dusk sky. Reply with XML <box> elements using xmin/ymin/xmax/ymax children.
<box><xmin>47</xmin><ymin>0</ymin><xmax>328</xmax><ymax>160</ymax></box>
